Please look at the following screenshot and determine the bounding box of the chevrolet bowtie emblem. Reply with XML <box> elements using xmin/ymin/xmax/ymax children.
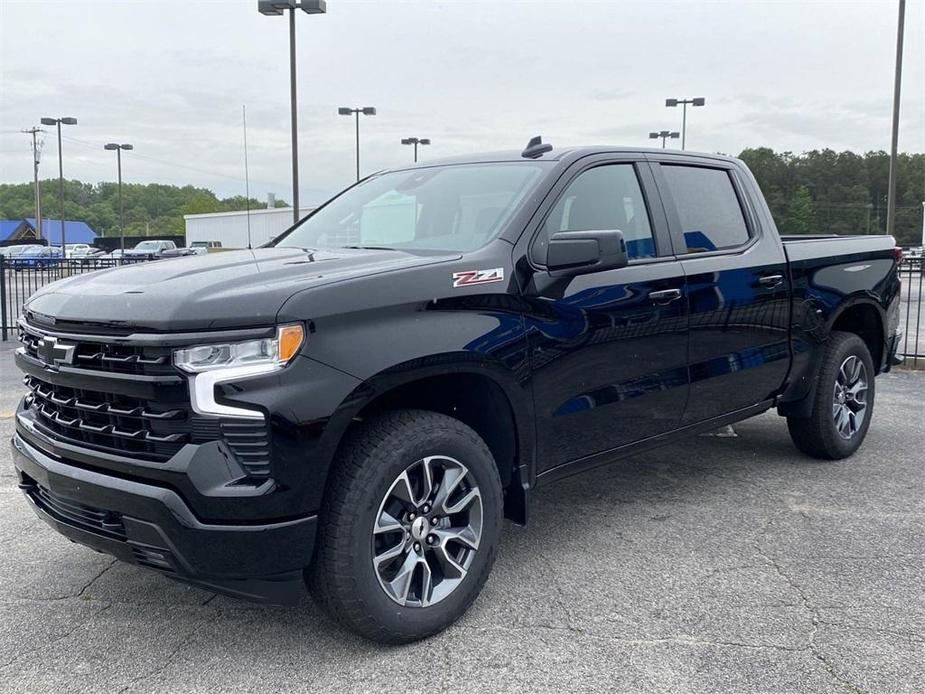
<box><xmin>36</xmin><ymin>336</ymin><xmax>76</xmax><ymax>367</ymax></box>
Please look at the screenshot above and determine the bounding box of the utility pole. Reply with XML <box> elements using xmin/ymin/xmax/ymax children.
<box><xmin>886</xmin><ymin>0</ymin><xmax>905</xmax><ymax>239</ymax></box>
<box><xmin>22</xmin><ymin>127</ymin><xmax>45</xmax><ymax>240</ymax></box>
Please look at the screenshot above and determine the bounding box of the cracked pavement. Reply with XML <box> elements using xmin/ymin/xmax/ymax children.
<box><xmin>0</xmin><ymin>340</ymin><xmax>922</xmax><ymax>693</ymax></box>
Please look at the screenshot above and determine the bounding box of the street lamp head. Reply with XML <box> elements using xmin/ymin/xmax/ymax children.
<box><xmin>362</xmin><ymin>107</ymin><xmax>377</xmax><ymax>116</ymax></box>
<box><xmin>419</xmin><ymin>139</ymin><xmax>430</xmax><ymax>146</ymax></box>
<box><xmin>338</xmin><ymin>107</ymin><xmax>353</xmax><ymax>115</ymax></box>
<box><xmin>298</xmin><ymin>0</ymin><xmax>326</xmax><ymax>14</ymax></box>
<box><xmin>61</xmin><ymin>117</ymin><xmax>78</xmax><ymax>125</ymax></box>
<box><xmin>648</xmin><ymin>132</ymin><xmax>659</xmax><ymax>139</ymax></box>
<box><xmin>257</xmin><ymin>0</ymin><xmax>291</xmax><ymax>15</ymax></box>
<box><xmin>121</xmin><ymin>144</ymin><xmax>133</xmax><ymax>150</ymax></box>
<box><xmin>692</xmin><ymin>97</ymin><xmax>706</xmax><ymax>106</ymax></box>
<box><xmin>104</xmin><ymin>143</ymin><xmax>119</xmax><ymax>150</ymax></box>
<box><xmin>40</xmin><ymin>117</ymin><xmax>57</xmax><ymax>125</ymax></box>
<box><xmin>401</xmin><ymin>138</ymin><xmax>415</xmax><ymax>145</ymax></box>
<box><xmin>665</xmin><ymin>99</ymin><xmax>679</xmax><ymax>108</ymax></box>
<box><xmin>670</xmin><ymin>132</ymin><xmax>680</xmax><ymax>139</ymax></box>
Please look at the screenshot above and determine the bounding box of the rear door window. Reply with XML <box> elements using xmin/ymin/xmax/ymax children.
<box><xmin>660</xmin><ymin>165</ymin><xmax>750</xmax><ymax>253</ymax></box>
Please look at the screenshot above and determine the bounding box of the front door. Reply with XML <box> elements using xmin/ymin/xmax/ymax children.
<box><xmin>520</xmin><ymin>158</ymin><xmax>690</xmax><ymax>474</ymax></box>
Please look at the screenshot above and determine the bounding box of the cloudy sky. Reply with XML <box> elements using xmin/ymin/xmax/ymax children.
<box><xmin>1</xmin><ymin>0</ymin><xmax>922</xmax><ymax>205</ymax></box>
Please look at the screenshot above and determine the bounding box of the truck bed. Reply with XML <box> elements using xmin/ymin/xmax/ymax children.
<box><xmin>781</xmin><ymin>234</ymin><xmax>896</xmax><ymax>262</ymax></box>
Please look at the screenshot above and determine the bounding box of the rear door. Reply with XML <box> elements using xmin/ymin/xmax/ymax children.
<box><xmin>650</xmin><ymin>156</ymin><xmax>791</xmax><ymax>423</ymax></box>
<box><xmin>518</xmin><ymin>155</ymin><xmax>690</xmax><ymax>474</ymax></box>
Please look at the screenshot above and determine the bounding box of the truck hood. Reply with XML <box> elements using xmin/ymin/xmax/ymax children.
<box><xmin>25</xmin><ymin>247</ymin><xmax>456</xmax><ymax>332</ymax></box>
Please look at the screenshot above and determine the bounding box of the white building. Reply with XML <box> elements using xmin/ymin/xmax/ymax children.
<box><xmin>183</xmin><ymin>207</ymin><xmax>312</xmax><ymax>249</ymax></box>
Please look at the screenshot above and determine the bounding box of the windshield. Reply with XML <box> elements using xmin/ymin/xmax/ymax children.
<box><xmin>134</xmin><ymin>241</ymin><xmax>159</xmax><ymax>250</ymax></box>
<box><xmin>275</xmin><ymin>162</ymin><xmax>547</xmax><ymax>253</ymax></box>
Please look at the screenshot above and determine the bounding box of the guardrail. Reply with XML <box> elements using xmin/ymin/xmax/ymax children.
<box><xmin>2</xmin><ymin>255</ymin><xmax>924</xmax><ymax>364</ymax></box>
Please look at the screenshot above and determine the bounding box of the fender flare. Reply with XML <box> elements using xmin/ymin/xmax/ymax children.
<box><xmin>779</xmin><ymin>294</ymin><xmax>887</xmax><ymax>418</ymax></box>
<box><xmin>313</xmin><ymin>352</ymin><xmax>536</xmax><ymax>523</ymax></box>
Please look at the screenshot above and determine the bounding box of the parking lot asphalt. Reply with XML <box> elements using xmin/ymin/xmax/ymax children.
<box><xmin>0</xmin><ymin>338</ymin><xmax>922</xmax><ymax>694</ymax></box>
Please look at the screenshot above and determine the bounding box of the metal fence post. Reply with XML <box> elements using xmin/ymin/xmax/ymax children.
<box><xmin>0</xmin><ymin>256</ymin><xmax>8</xmax><ymax>342</ymax></box>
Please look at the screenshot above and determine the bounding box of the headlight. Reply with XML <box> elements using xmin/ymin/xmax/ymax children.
<box><xmin>174</xmin><ymin>324</ymin><xmax>304</xmax><ymax>373</ymax></box>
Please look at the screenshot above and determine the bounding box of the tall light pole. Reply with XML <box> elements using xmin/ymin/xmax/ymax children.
<box><xmin>258</xmin><ymin>0</ymin><xmax>327</xmax><ymax>225</ymax></box>
<box><xmin>22</xmin><ymin>126</ymin><xmax>45</xmax><ymax>240</ymax></box>
<box><xmin>338</xmin><ymin>106</ymin><xmax>376</xmax><ymax>181</ymax></box>
<box><xmin>886</xmin><ymin>0</ymin><xmax>905</xmax><ymax>239</ymax></box>
<box><xmin>648</xmin><ymin>130</ymin><xmax>680</xmax><ymax>149</ymax></box>
<box><xmin>401</xmin><ymin>137</ymin><xmax>431</xmax><ymax>163</ymax></box>
<box><xmin>40</xmin><ymin>116</ymin><xmax>77</xmax><ymax>251</ymax></box>
<box><xmin>104</xmin><ymin>143</ymin><xmax>133</xmax><ymax>259</ymax></box>
<box><xmin>665</xmin><ymin>97</ymin><xmax>705</xmax><ymax>150</ymax></box>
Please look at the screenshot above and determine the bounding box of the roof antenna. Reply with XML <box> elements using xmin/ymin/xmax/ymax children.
<box><xmin>243</xmin><ymin>104</ymin><xmax>252</xmax><ymax>250</ymax></box>
<box><xmin>521</xmin><ymin>135</ymin><xmax>552</xmax><ymax>159</ymax></box>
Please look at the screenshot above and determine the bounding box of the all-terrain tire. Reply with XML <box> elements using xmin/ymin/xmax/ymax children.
<box><xmin>787</xmin><ymin>331</ymin><xmax>876</xmax><ymax>460</ymax></box>
<box><xmin>307</xmin><ymin>409</ymin><xmax>503</xmax><ymax>643</ymax></box>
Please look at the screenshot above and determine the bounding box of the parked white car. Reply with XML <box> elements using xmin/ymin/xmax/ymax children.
<box><xmin>64</xmin><ymin>243</ymin><xmax>92</xmax><ymax>259</ymax></box>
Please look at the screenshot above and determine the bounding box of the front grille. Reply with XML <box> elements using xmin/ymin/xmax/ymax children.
<box><xmin>25</xmin><ymin>375</ymin><xmax>191</xmax><ymax>461</ymax></box>
<box><xmin>19</xmin><ymin>326</ymin><xmax>175</xmax><ymax>377</ymax></box>
<box><xmin>30</xmin><ymin>481</ymin><xmax>127</xmax><ymax>541</ymax></box>
<box><xmin>19</xmin><ymin>320</ymin><xmax>274</xmax><ymax>480</ymax></box>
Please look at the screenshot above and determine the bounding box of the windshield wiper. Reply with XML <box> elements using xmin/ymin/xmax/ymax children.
<box><xmin>340</xmin><ymin>245</ymin><xmax>395</xmax><ymax>251</ymax></box>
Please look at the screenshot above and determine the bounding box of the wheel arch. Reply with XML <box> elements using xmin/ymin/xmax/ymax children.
<box><xmin>779</xmin><ymin>296</ymin><xmax>886</xmax><ymax>419</ymax></box>
<box><xmin>319</xmin><ymin>356</ymin><xmax>534</xmax><ymax>525</ymax></box>
<box><xmin>827</xmin><ymin>298</ymin><xmax>885</xmax><ymax>372</ymax></box>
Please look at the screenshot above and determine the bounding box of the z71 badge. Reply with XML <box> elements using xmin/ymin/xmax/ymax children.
<box><xmin>452</xmin><ymin>268</ymin><xmax>504</xmax><ymax>288</ymax></box>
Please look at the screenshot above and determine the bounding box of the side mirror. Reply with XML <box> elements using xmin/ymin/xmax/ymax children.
<box><xmin>545</xmin><ymin>229</ymin><xmax>628</xmax><ymax>277</ymax></box>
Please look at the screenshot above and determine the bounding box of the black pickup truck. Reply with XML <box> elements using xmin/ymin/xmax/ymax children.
<box><xmin>11</xmin><ymin>141</ymin><xmax>902</xmax><ymax>643</ymax></box>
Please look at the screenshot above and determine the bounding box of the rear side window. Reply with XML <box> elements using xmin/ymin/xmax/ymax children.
<box><xmin>661</xmin><ymin>165</ymin><xmax>750</xmax><ymax>253</ymax></box>
<box><xmin>536</xmin><ymin>164</ymin><xmax>655</xmax><ymax>262</ymax></box>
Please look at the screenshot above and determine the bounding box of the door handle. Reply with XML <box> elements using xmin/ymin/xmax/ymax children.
<box><xmin>757</xmin><ymin>274</ymin><xmax>784</xmax><ymax>288</ymax></box>
<box><xmin>648</xmin><ymin>288</ymin><xmax>682</xmax><ymax>304</ymax></box>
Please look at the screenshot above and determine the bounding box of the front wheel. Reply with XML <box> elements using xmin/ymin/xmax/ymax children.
<box><xmin>787</xmin><ymin>331</ymin><xmax>876</xmax><ymax>459</ymax></box>
<box><xmin>307</xmin><ymin>409</ymin><xmax>503</xmax><ymax>643</ymax></box>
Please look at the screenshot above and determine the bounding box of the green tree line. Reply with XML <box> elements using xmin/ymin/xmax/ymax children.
<box><xmin>0</xmin><ymin>178</ymin><xmax>288</xmax><ymax>238</ymax></box>
<box><xmin>738</xmin><ymin>148</ymin><xmax>923</xmax><ymax>245</ymax></box>
<box><xmin>0</xmin><ymin>148</ymin><xmax>922</xmax><ymax>244</ymax></box>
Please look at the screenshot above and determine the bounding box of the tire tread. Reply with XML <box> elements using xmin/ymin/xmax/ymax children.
<box><xmin>307</xmin><ymin>409</ymin><xmax>501</xmax><ymax>643</ymax></box>
<box><xmin>786</xmin><ymin>331</ymin><xmax>875</xmax><ymax>460</ymax></box>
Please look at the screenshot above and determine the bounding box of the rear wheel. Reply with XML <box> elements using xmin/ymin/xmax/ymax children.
<box><xmin>307</xmin><ymin>409</ymin><xmax>503</xmax><ymax>643</ymax></box>
<box><xmin>787</xmin><ymin>331</ymin><xmax>875</xmax><ymax>459</ymax></box>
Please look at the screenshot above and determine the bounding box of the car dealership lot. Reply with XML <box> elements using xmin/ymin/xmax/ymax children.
<box><xmin>0</xmin><ymin>341</ymin><xmax>921</xmax><ymax>694</ymax></box>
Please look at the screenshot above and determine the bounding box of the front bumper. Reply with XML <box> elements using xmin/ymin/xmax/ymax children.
<box><xmin>11</xmin><ymin>432</ymin><xmax>317</xmax><ymax>604</ymax></box>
